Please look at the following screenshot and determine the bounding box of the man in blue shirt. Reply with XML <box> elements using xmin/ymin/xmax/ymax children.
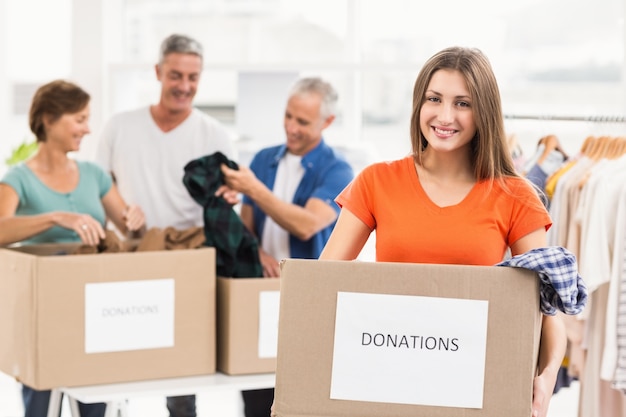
<box><xmin>221</xmin><ymin>77</ymin><xmax>353</xmax><ymax>274</ymax></box>
<box><xmin>220</xmin><ymin>77</ymin><xmax>354</xmax><ymax>416</ymax></box>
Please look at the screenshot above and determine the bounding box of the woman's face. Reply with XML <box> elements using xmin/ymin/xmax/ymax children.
<box><xmin>45</xmin><ymin>104</ymin><xmax>91</xmax><ymax>152</ymax></box>
<box><xmin>419</xmin><ymin>69</ymin><xmax>477</xmax><ymax>155</ymax></box>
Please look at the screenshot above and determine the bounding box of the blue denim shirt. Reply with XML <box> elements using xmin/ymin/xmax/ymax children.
<box><xmin>243</xmin><ymin>139</ymin><xmax>354</xmax><ymax>259</ymax></box>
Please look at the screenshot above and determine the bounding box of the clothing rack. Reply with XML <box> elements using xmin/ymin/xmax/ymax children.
<box><xmin>504</xmin><ymin>114</ymin><xmax>626</xmax><ymax>123</ymax></box>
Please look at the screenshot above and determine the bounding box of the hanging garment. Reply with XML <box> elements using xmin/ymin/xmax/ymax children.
<box><xmin>183</xmin><ymin>152</ymin><xmax>263</xmax><ymax>278</ymax></box>
<box><xmin>497</xmin><ymin>246</ymin><xmax>588</xmax><ymax>316</ymax></box>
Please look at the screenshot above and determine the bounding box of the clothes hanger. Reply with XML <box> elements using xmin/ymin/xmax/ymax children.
<box><xmin>587</xmin><ymin>135</ymin><xmax>611</xmax><ymax>161</ymax></box>
<box><xmin>613</xmin><ymin>136</ymin><xmax>626</xmax><ymax>158</ymax></box>
<box><xmin>604</xmin><ymin>136</ymin><xmax>622</xmax><ymax>159</ymax></box>
<box><xmin>579</xmin><ymin>135</ymin><xmax>596</xmax><ymax>155</ymax></box>
<box><xmin>577</xmin><ymin>136</ymin><xmax>614</xmax><ymax>188</ymax></box>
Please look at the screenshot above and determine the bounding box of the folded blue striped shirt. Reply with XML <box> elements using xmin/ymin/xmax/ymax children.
<box><xmin>497</xmin><ymin>246</ymin><xmax>588</xmax><ymax>316</ymax></box>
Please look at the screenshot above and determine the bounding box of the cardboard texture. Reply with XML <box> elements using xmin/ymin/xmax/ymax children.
<box><xmin>0</xmin><ymin>245</ymin><xmax>216</xmax><ymax>389</ymax></box>
<box><xmin>275</xmin><ymin>259</ymin><xmax>542</xmax><ymax>417</ymax></box>
<box><xmin>217</xmin><ymin>276</ymin><xmax>280</xmax><ymax>375</ymax></box>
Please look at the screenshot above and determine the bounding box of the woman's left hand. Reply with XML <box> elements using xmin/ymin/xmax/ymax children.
<box><xmin>531</xmin><ymin>371</ymin><xmax>554</xmax><ymax>417</ymax></box>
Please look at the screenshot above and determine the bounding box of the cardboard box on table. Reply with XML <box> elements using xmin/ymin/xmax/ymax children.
<box><xmin>216</xmin><ymin>276</ymin><xmax>281</xmax><ymax>375</ymax></box>
<box><xmin>274</xmin><ymin>259</ymin><xmax>543</xmax><ymax>417</ymax></box>
<box><xmin>0</xmin><ymin>244</ymin><xmax>216</xmax><ymax>390</ymax></box>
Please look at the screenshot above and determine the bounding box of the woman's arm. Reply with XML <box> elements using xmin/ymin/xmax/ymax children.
<box><xmin>533</xmin><ymin>314</ymin><xmax>566</xmax><ymax>417</ymax></box>
<box><xmin>101</xmin><ymin>184</ymin><xmax>145</xmax><ymax>236</ymax></box>
<box><xmin>0</xmin><ymin>184</ymin><xmax>54</xmax><ymax>245</ymax></box>
<box><xmin>319</xmin><ymin>209</ymin><xmax>372</xmax><ymax>261</ymax></box>
<box><xmin>510</xmin><ymin>227</ymin><xmax>546</xmax><ymax>257</ymax></box>
<box><xmin>0</xmin><ymin>183</ymin><xmax>105</xmax><ymax>246</ymax></box>
<box><xmin>511</xmin><ymin>227</ymin><xmax>567</xmax><ymax>417</ymax></box>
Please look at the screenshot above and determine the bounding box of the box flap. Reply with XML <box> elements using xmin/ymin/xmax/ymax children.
<box><xmin>7</xmin><ymin>242</ymin><xmax>83</xmax><ymax>256</ymax></box>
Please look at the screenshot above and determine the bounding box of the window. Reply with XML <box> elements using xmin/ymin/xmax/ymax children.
<box><xmin>115</xmin><ymin>0</ymin><xmax>625</xmax><ymax>161</ymax></box>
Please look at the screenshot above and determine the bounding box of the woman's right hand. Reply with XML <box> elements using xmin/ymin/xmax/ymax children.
<box><xmin>53</xmin><ymin>212</ymin><xmax>106</xmax><ymax>246</ymax></box>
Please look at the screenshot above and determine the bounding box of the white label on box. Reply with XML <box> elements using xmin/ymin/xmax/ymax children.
<box><xmin>258</xmin><ymin>290</ymin><xmax>280</xmax><ymax>358</ymax></box>
<box><xmin>331</xmin><ymin>292</ymin><xmax>488</xmax><ymax>408</ymax></box>
<box><xmin>84</xmin><ymin>279</ymin><xmax>175</xmax><ymax>353</ymax></box>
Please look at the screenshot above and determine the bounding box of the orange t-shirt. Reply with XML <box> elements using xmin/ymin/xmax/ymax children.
<box><xmin>336</xmin><ymin>156</ymin><xmax>552</xmax><ymax>266</ymax></box>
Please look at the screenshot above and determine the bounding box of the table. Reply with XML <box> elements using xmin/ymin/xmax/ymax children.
<box><xmin>47</xmin><ymin>373</ymin><xmax>276</xmax><ymax>417</ymax></box>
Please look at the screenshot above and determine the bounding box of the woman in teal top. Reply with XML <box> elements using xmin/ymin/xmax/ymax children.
<box><xmin>2</xmin><ymin>160</ymin><xmax>114</xmax><ymax>244</ymax></box>
<box><xmin>0</xmin><ymin>80</ymin><xmax>145</xmax><ymax>417</ymax></box>
<box><xmin>0</xmin><ymin>80</ymin><xmax>145</xmax><ymax>247</ymax></box>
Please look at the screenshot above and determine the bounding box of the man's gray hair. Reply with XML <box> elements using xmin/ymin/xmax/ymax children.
<box><xmin>159</xmin><ymin>34</ymin><xmax>203</xmax><ymax>63</ymax></box>
<box><xmin>289</xmin><ymin>77</ymin><xmax>338</xmax><ymax>119</ymax></box>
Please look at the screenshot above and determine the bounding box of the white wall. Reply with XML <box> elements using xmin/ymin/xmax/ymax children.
<box><xmin>0</xmin><ymin>0</ymin><xmax>73</xmax><ymax>176</ymax></box>
<box><xmin>0</xmin><ymin>0</ymin><xmax>8</xmax><ymax>176</ymax></box>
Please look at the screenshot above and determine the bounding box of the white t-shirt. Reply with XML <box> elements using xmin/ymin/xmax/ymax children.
<box><xmin>261</xmin><ymin>153</ymin><xmax>304</xmax><ymax>260</ymax></box>
<box><xmin>96</xmin><ymin>107</ymin><xmax>236</xmax><ymax>229</ymax></box>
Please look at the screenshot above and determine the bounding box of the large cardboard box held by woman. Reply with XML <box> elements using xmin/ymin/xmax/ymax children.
<box><xmin>274</xmin><ymin>259</ymin><xmax>542</xmax><ymax>417</ymax></box>
<box><xmin>0</xmin><ymin>244</ymin><xmax>216</xmax><ymax>390</ymax></box>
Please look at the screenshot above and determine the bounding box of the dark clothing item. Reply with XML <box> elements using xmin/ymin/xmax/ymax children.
<box><xmin>526</xmin><ymin>163</ymin><xmax>549</xmax><ymax>191</ymax></box>
<box><xmin>22</xmin><ymin>385</ymin><xmax>106</xmax><ymax>417</ymax></box>
<box><xmin>242</xmin><ymin>388</ymin><xmax>274</xmax><ymax>417</ymax></box>
<box><xmin>183</xmin><ymin>152</ymin><xmax>263</xmax><ymax>277</ymax></box>
<box><xmin>166</xmin><ymin>394</ymin><xmax>196</xmax><ymax>417</ymax></box>
<box><xmin>553</xmin><ymin>366</ymin><xmax>576</xmax><ymax>394</ymax></box>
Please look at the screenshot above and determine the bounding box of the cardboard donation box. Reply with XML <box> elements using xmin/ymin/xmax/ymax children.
<box><xmin>275</xmin><ymin>259</ymin><xmax>542</xmax><ymax>417</ymax></box>
<box><xmin>217</xmin><ymin>276</ymin><xmax>281</xmax><ymax>375</ymax></box>
<box><xmin>0</xmin><ymin>244</ymin><xmax>216</xmax><ymax>390</ymax></box>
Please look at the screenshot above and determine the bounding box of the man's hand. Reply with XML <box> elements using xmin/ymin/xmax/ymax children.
<box><xmin>214</xmin><ymin>185</ymin><xmax>241</xmax><ymax>205</ymax></box>
<box><xmin>259</xmin><ymin>248</ymin><xmax>281</xmax><ymax>277</ymax></box>
<box><xmin>220</xmin><ymin>164</ymin><xmax>263</xmax><ymax>197</ymax></box>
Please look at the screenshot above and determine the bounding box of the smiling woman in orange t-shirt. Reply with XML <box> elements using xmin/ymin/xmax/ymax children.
<box><xmin>320</xmin><ymin>47</ymin><xmax>565</xmax><ymax>417</ymax></box>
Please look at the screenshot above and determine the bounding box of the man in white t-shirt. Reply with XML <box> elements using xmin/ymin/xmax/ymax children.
<box><xmin>220</xmin><ymin>77</ymin><xmax>354</xmax><ymax>417</ymax></box>
<box><xmin>96</xmin><ymin>33</ymin><xmax>237</xmax><ymax>417</ymax></box>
